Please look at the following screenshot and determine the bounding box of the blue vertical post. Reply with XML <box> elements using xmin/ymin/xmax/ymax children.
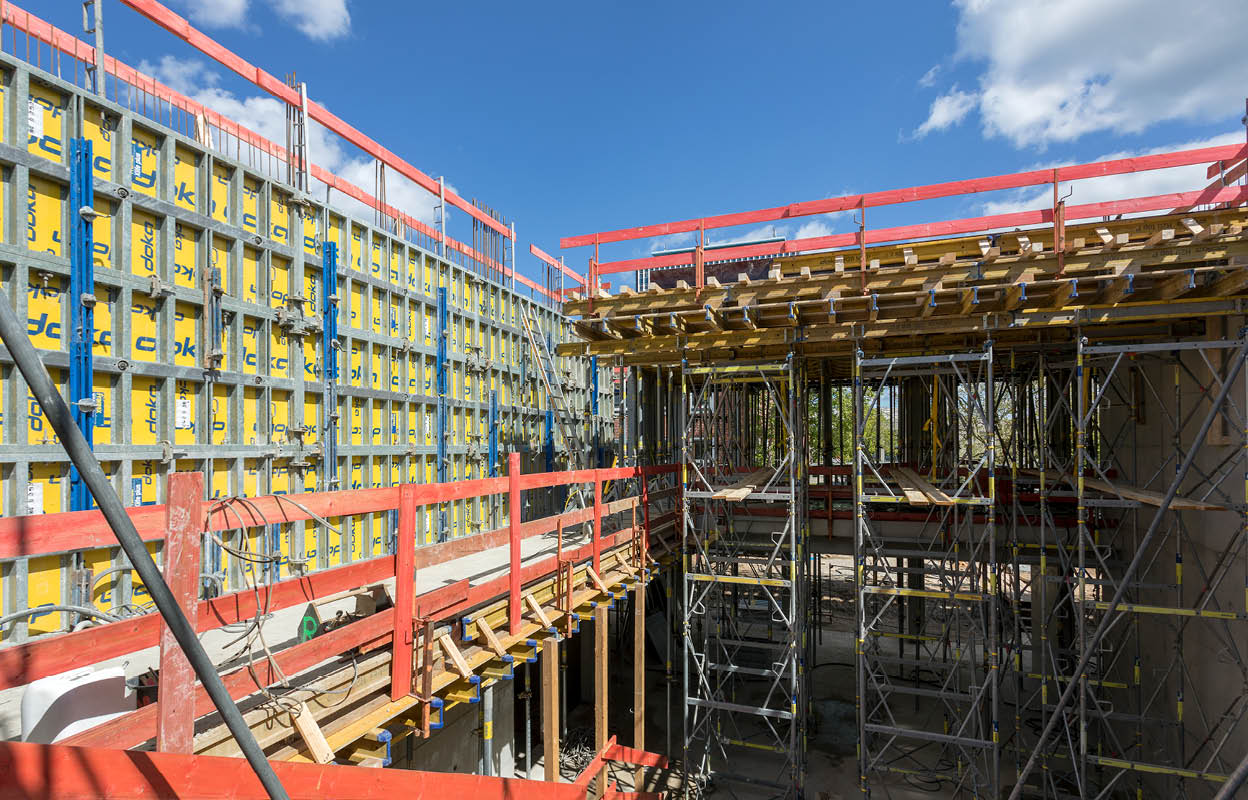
<box><xmin>591</xmin><ymin>356</ymin><xmax>600</xmax><ymax>468</ymax></box>
<box><xmin>488</xmin><ymin>391</ymin><xmax>499</xmax><ymax>477</ymax></box>
<box><xmin>436</xmin><ymin>287</ymin><xmax>448</xmax><ymax>541</ymax></box>
<box><xmin>321</xmin><ymin>242</ymin><xmax>339</xmax><ymax>490</ymax></box>
<box><xmin>68</xmin><ymin>139</ymin><xmax>95</xmax><ymax>512</ymax></box>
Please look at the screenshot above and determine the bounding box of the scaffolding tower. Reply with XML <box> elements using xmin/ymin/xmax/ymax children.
<box><xmin>679</xmin><ymin>354</ymin><xmax>810</xmax><ymax>798</ymax></box>
<box><xmin>854</xmin><ymin>347</ymin><xmax>1002</xmax><ymax>796</ymax></box>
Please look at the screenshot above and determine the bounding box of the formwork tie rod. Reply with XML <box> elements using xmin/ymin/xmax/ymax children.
<box><xmin>0</xmin><ymin>288</ymin><xmax>290</xmax><ymax>800</ymax></box>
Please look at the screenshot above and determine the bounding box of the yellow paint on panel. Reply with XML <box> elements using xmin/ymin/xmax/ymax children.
<box><xmin>241</xmin><ymin>317</ymin><xmax>261</xmax><ymax>374</ymax></box>
<box><xmin>371</xmin><ymin>400</ymin><xmax>384</xmax><ymax>443</ymax></box>
<box><xmin>349</xmin><ymin>344</ymin><xmax>363</xmax><ymax>387</ymax></box>
<box><xmin>424</xmin><ymin>262</ymin><xmax>434</xmax><ymax>295</ymax></box>
<box><xmin>389</xmin><ymin>248</ymin><xmax>400</xmax><ymax>285</ymax></box>
<box><xmin>406</xmin><ymin>304</ymin><xmax>417</xmax><ymax>346</ymax></box>
<box><xmin>91</xmin><ymin>196</ymin><xmax>113</xmax><ymax>270</ymax></box>
<box><xmin>270</xmin><ymin>390</ymin><xmax>290</xmax><ymax>443</ymax></box>
<box><xmin>371</xmin><ymin>291</ymin><xmax>383</xmax><ymax>335</ymax></box>
<box><xmin>389</xmin><ymin>351</ymin><xmax>402</xmax><ymax>394</ymax></box>
<box><xmin>242</xmin><ymin>178</ymin><xmax>260</xmax><ymax>234</ymax></box>
<box><xmin>407</xmin><ymin>355</ymin><xmax>419</xmax><ymax>395</ymax></box>
<box><xmin>350</xmin><ymin>397</ymin><xmax>364</xmax><ymax>445</ymax></box>
<box><xmin>242</xmin><ymin>247</ymin><xmax>261</xmax><ymax>304</ymax></box>
<box><xmin>424</xmin><ymin>406</ymin><xmax>433</xmax><ymax>446</ymax></box>
<box><xmin>303</xmin><ymin>393</ymin><xmax>320</xmax><ymax>445</ymax></box>
<box><xmin>130</xmin><ymin>127</ymin><xmax>158</xmax><ymax>197</ymax></box>
<box><xmin>423</xmin><ymin>362</ymin><xmax>433</xmax><ymax>397</ymax></box>
<box><xmin>370</xmin><ymin>346</ymin><xmax>382</xmax><ymax>390</ymax></box>
<box><xmin>210</xmin><ymin>236</ymin><xmax>230</xmax><ymax>296</ymax></box>
<box><xmin>83</xmin><ymin>106</ymin><xmax>113</xmax><ymax>181</ymax></box>
<box><xmin>303</xmin><ymin>210</ymin><xmax>319</xmax><ymax>256</ymax></box>
<box><xmin>369</xmin><ymin>238</ymin><xmax>382</xmax><ymax>279</ymax></box>
<box><xmin>211</xmin><ymin>162</ymin><xmax>231</xmax><ymax>223</ymax></box>
<box><xmin>243</xmin><ymin>387</ymin><xmax>261</xmax><ymax>444</ymax></box>
<box><xmin>350</xmin><ymin>283</ymin><xmax>364</xmax><ymax>329</ymax></box>
<box><xmin>130</xmin><ymin>209</ymin><xmax>159</xmax><ymax>279</ymax></box>
<box><xmin>424</xmin><ymin>309</ymin><xmax>433</xmax><ymax>346</ymax></box>
<box><xmin>389</xmin><ymin>404</ymin><xmax>400</xmax><ymax>445</ymax></box>
<box><xmin>25</xmin><ymin>553</ymin><xmax>63</xmax><ymax>635</ymax></box>
<box><xmin>407</xmin><ymin>404</ymin><xmax>418</xmax><ymax>444</ymax></box>
<box><xmin>173</xmin><ymin>146</ymin><xmax>199</xmax><ymax>212</ymax></box>
<box><xmin>407</xmin><ymin>252</ymin><xmax>418</xmax><ymax>292</ymax></box>
<box><xmin>271</xmin><ymin>255</ymin><xmax>291</xmax><ymax>310</ymax></box>
<box><xmin>270</xmin><ymin>191</ymin><xmax>290</xmax><ymax>245</ymax></box>
<box><xmin>84</xmin><ymin>546</ymin><xmax>115</xmax><ymax>613</ymax></box>
<box><xmin>211</xmin><ymin>459</ymin><xmax>230</xmax><ymax>499</ymax></box>
<box><xmin>350</xmin><ymin>225</ymin><xmax>363</xmax><ymax>271</ymax></box>
<box><xmin>211</xmin><ymin>383</ymin><xmax>230</xmax><ymax>445</ymax></box>
<box><xmin>27</xmin><ymin>83</ymin><xmax>65</xmax><ymax>163</ymax></box>
<box><xmin>327</xmin><ymin>215</ymin><xmax>342</xmax><ymax>254</ymax></box>
<box><xmin>173</xmin><ymin>222</ymin><xmax>199</xmax><ymax>288</ymax></box>
<box><xmin>173</xmin><ymin>303</ymin><xmax>199</xmax><ymax>367</ymax></box>
<box><xmin>131</xmin><ymin>376</ymin><xmax>160</xmax><ymax>445</ymax></box>
<box><xmin>27</xmin><ymin>175</ymin><xmax>63</xmax><ymax>256</ymax></box>
<box><xmin>173</xmin><ymin>380</ymin><xmax>198</xmax><ymax>446</ymax></box>
<box><xmin>92</xmin><ymin>372</ymin><xmax>113</xmax><ymax>445</ymax></box>
<box><xmin>302</xmin><ymin>333</ymin><xmax>318</xmax><ymax>383</ymax></box>
<box><xmin>302</xmin><ymin>266</ymin><xmax>319</xmax><ymax>317</ymax></box>
<box><xmin>26</xmin><ymin>274</ymin><xmax>63</xmax><ymax>352</ymax></box>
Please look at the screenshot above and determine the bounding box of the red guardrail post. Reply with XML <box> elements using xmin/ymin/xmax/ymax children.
<box><xmin>592</xmin><ymin>469</ymin><xmax>603</xmax><ymax>574</ymax></box>
<box><xmin>391</xmin><ymin>483</ymin><xmax>417</xmax><ymax>701</ymax></box>
<box><xmin>157</xmin><ymin>471</ymin><xmax>203</xmax><ymax>753</ymax></box>
<box><xmin>509</xmin><ymin>452</ymin><xmax>522</xmax><ymax>636</ymax></box>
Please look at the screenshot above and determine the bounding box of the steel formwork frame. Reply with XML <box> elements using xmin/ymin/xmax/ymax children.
<box><xmin>853</xmin><ymin>347</ymin><xmax>1000</xmax><ymax>797</ymax></box>
<box><xmin>679</xmin><ymin>355</ymin><xmax>809</xmax><ymax>798</ymax></box>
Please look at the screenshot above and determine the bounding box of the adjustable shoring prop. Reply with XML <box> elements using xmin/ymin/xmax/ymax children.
<box><xmin>1009</xmin><ymin>337</ymin><xmax>1248</xmax><ymax>800</ymax></box>
<box><xmin>0</xmin><ymin>288</ymin><xmax>290</xmax><ymax>800</ymax></box>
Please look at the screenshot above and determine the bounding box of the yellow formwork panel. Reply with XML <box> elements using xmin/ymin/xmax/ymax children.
<box><xmin>349</xmin><ymin>283</ymin><xmax>363</xmax><ymax>329</ymax></box>
<box><xmin>173</xmin><ymin>146</ymin><xmax>199</xmax><ymax>213</ymax></box>
<box><xmin>26</xmin><ymin>369</ymin><xmax>63</xmax><ymax>446</ymax></box>
<box><xmin>210</xmin><ymin>162</ymin><xmax>231</xmax><ymax>223</ymax></box>
<box><xmin>173</xmin><ymin>380</ymin><xmax>197</xmax><ymax>446</ymax></box>
<box><xmin>27</xmin><ymin>175</ymin><xmax>63</xmax><ymax>256</ymax></box>
<box><xmin>243</xmin><ymin>386</ymin><xmax>261</xmax><ymax>444</ymax></box>
<box><xmin>242</xmin><ymin>177</ymin><xmax>260</xmax><ymax>235</ymax></box>
<box><xmin>350</xmin><ymin>225</ymin><xmax>363</xmax><ymax>271</ymax></box>
<box><xmin>370</xmin><ymin>346</ymin><xmax>382</xmax><ymax>390</ymax></box>
<box><xmin>131</xmin><ymin>209</ymin><xmax>159</xmax><ymax>279</ymax></box>
<box><xmin>131</xmin><ymin>376</ymin><xmax>159</xmax><ymax>446</ymax></box>
<box><xmin>241</xmin><ymin>317</ymin><xmax>261</xmax><ymax>374</ymax></box>
<box><xmin>211</xmin><ymin>383</ymin><xmax>229</xmax><ymax>445</ymax></box>
<box><xmin>130</xmin><ymin>127</ymin><xmax>158</xmax><ymax>197</ymax></box>
<box><xmin>27</xmin><ymin>82</ymin><xmax>65</xmax><ymax>163</ymax></box>
<box><xmin>26</xmin><ymin>274</ymin><xmax>63</xmax><ymax>353</ymax></box>
<box><xmin>241</xmin><ymin>246</ymin><xmax>261</xmax><ymax>303</ymax></box>
<box><xmin>303</xmin><ymin>394</ymin><xmax>320</xmax><ymax>445</ymax></box>
<box><xmin>302</xmin><ymin>211</ymin><xmax>318</xmax><ymax>256</ymax></box>
<box><xmin>91</xmin><ymin>196</ymin><xmax>113</xmax><ymax>270</ymax></box>
<box><xmin>301</xmin><ymin>333</ymin><xmax>318</xmax><ymax>383</ymax></box>
<box><xmin>271</xmin><ymin>390</ymin><xmax>290</xmax><ymax>443</ymax></box>
<box><xmin>211</xmin><ymin>235</ymin><xmax>230</xmax><ymax>295</ymax></box>
<box><xmin>370</xmin><ymin>291</ymin><xmax>382</xmax><ymax>335</ymax></box>
<box><xmin>92</xmin><ymin>372</ymin><xmax>113</xmax><ymax>445</ymax></box>
<box><xmin>389</xmin><ymin>248</ymin><xmax>400</xmax><ymax>285</ymax></box>
<box><xmin>270</xmin><ymin>326</ymin><xmax>290</xmax><ymax>378</ymax></box>
<box><xmin>83</xmin><ymin>106</ymin><xmax>113</xmax><ymax>181</ymax></box>
<box><xmin>271</xmin><ymin>255</ymin><xmax>290</xmax><ymax>309</ymax></box>
<box><xmin>350</xmin><ymin>397</ymin><xmax>364</xmax><ymax>445</ymax></box>
<box><xmin>173</xmin><ymin>222</ymin><xmax>199</xmax><ymax>289</ymax></box>
<box><xmin>369</xmin><ymin>238</ymin><xmax>382</xmax><ymax>279</ymax></box>
<box><xmin>172</xmin><ymin>302</ymin><xmax>198</xmax><ymax>367</ymax></box>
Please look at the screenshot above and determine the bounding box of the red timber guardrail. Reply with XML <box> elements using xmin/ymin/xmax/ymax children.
<box><xmin>0</xmin><ymin>2</ymin><xmax>558</xmax><ymax>300</ymax></box>
<box><xmin>560</xmin><ymin>141</ymin><xmax>1248</xmax><ymax>278</ymax></box>
<box><xmin>0</xmin><ymin>460</ymin><xmax>678</xmax><ymax>751</ymax></box>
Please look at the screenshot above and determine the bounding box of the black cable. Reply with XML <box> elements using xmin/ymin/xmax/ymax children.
<box><xmin>0</xmin><ymin>288</ymin><xmax>289</xmax><ymax>800</ymax></box>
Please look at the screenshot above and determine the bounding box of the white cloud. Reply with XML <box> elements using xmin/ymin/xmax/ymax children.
<box><xmin>941</xmin><ymin>0</ymin><xmax>1248</xmax><ymax>147</ymax></box>
<box><xmin>794</xmin><ymin>219</ymin><xmax>835</xmax><ymax>240</ymax></box>
<box><xmin>269</xmin><ymin>0</ymin><xmax>351</xmax><ymax>41</ymax></box>
<box><xmin>138</xmin><ymin>56</ymin><xmax>441</xmax><ymax>227</ymax></box>
<box><xmin>915</xmin><ymin>87</ymin><xmax>977</xmax><ymax>138</ymax></box>
<box><xmin>178</xmin><ymin>0</ymin><xmax>249</xmax><ymax>29</ymax></box>
<box><xmin>918</xmin><ymin>64</ymin><xmax>941</xmax><ymax>88</ymax></box>
<box><xmin>979</xmin><ymin>131</ymin><xmax>1244</xmax><ymax>217</ymax></box>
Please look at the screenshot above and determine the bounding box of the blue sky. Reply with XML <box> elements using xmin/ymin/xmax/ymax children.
<box><xmin>37</xmin><ymin>0</ymin><xmax>1248</xmax><ymax>289</ymax></box>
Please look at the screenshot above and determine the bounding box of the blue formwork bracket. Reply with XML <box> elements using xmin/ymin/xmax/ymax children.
<box><xmin>68</xmin><ymin>138</ymin><xmax>96</xmax><ymax>512</ymax></box>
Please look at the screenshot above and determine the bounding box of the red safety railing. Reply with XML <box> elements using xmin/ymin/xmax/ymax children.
<box><xmin>0</xmin><ymin>461</ymin><xmax>677</xmax><ymax>751</ymax></box>
<box><xmin>561</xmin><ymin>142</ymin><xmax>1248</xmax><ymax>279</ymax></box>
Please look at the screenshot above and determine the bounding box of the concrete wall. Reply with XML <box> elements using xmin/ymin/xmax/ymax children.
<box><xmin>393</xmin><ymin>676</ymin><xmax>515</xmax><ymax>777</ymax></box>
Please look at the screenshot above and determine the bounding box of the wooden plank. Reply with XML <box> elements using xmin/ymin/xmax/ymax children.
<box><xmin>1020</xmin><ymin>468</ymin><xmax>1224</xmax><ymax>511</ymax></box>
<box><xmin>291</xmin><ymin>702</ymin><xmax>336</xmax><ymax>765</ymax></box>
<box><xmin>439</xmin><ymin>633</ymin><xmax>473</xmax><ymax>679</ymax></box>
<box><xmin>156</xmin><ymin>472</ymin><xmax>203</xmax><ymax>754</ymax></box>
<box><xmin>474</xmin><ymin>617</ymin><xmax>509</xmax><ymax>659</ymax></box>
<box><xmin>595</xmin><ymin>604</ymin><xmax>609</xmax><ymax>799</ymax></box>
<box><xmin>711</xmin><ymin>467</ymin><xmax>776</xmax><ymax>500</ymax></box>
<box><xmin>891</xmin><ymin>467</ymin><xmax>954</xmax><ymax>505</ymax></box>
<box><xmin>886</xmin><ymin>468</ymin><xmax>929</xmax><ymax>506</ymax></box>
<box><xmin>542</xmin><ymin>638</ymin><xmax>560</xmax><ymax>782</ymax></box>
<box><xmin>525</xmin><ymin>593</ymin><xmax>555</xmax><ymax>630</ymax></box>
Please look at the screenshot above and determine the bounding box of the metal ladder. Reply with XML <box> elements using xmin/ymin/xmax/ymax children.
<box><xmin>520</xmin><ymin>304</ymin><xmax>583</xmax><ymax>468</ymax></box>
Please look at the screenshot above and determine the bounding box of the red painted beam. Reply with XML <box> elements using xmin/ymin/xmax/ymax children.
<box><xmin>156</xmin><ymin>472</ymin><xmax>202</xmax><ymax>753</ymax></box>
<box><xmin>605</xmin><ymin>742</ymin><xmax>670</xmax><ymax>769</ymax></box>
<box><xmin>593</xmin><ymin>184</ymin><xmax>1248</xmax><ymax>275</ymax></box>
<box><xmin>119</xmin><ymin>0</ymin><xmax>514</xmax><ymax>240</ymax></box>
<box><xmin>390</xmin><ymin>484</ymin><xmax>417</xmax><ymax>701</ymax></box>
<box><xmin>561</xmin><ymin>143</ymin><xmax>1248</xmax><ymax>249</ymax></box>
<box><xmin>531</xmin><ymin>243</ymin><xmax>586</xmax><ymax>285</ymax></box>
<box><xmin>0</xmin><ymin>740</ymin><xmax>588</xmax><ymax>800</ymax></box>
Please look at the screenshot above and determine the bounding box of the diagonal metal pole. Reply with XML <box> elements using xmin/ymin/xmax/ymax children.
<box><xmin>0</xmin><ymin>289</ymin><xmax>289</xmax><ymax>800</ymax></box>
<box><xmin>1010</xmin><ymin>339</ymin><xmax>1248</xmax><ymax>800</ymax></box>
